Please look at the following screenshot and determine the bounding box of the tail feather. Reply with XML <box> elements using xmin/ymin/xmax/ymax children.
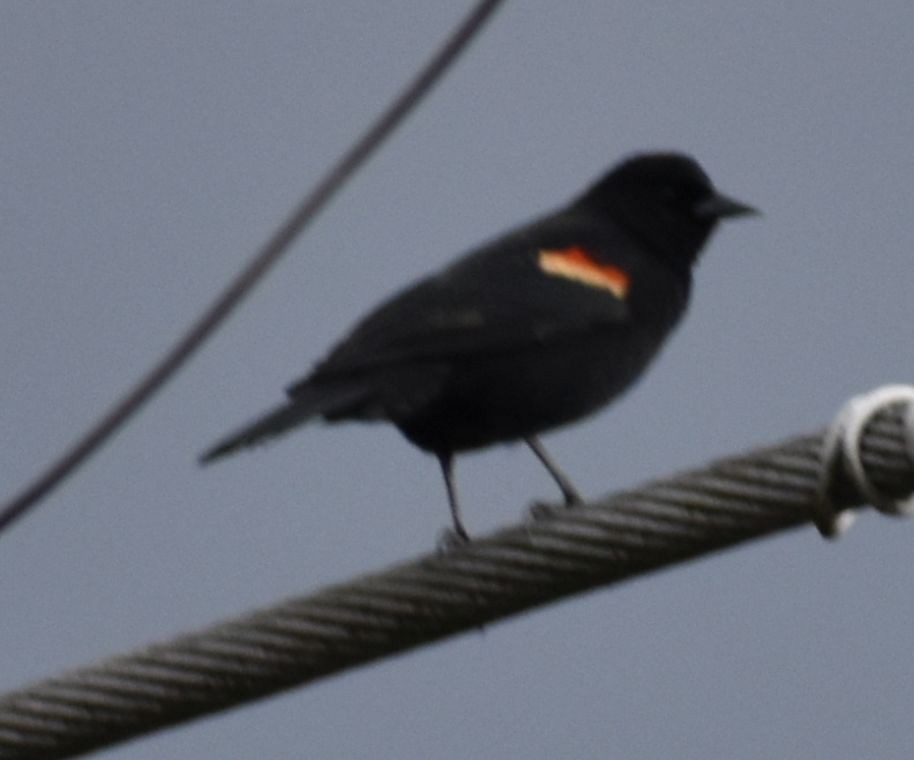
<box><xmin>199</xmin><ymin>383</ymin><xmax>368</xmax><ymax>464</ymax></box>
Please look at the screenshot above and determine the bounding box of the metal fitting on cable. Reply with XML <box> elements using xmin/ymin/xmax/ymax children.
<box><xmin>815</xmin><ymin>384</ymin><xmax>914</xmax><ymax>538</ymax></box>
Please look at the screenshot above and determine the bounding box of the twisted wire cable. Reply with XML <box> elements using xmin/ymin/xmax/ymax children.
<box><xmin>1</xmin><ymin>392</ymin><xmax>912</xmax><ymax>760</ymax></box>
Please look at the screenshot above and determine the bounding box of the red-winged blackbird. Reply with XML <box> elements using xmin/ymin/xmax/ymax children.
<box><xmin>201</xmin><ymin>152</ymin><xmax>756</xmax><ymax>539</ymax></box>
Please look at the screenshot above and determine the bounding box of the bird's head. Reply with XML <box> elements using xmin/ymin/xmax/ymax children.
<box><xmin>575</xmin><ymin>152</ymin><xmax>757</xmax><ymax>270</ymax></box>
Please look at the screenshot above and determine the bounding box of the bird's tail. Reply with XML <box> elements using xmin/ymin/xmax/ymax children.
<box><xmin>198</xmin><ymin>383</ymin><xmax>367</xmax><ymax>464</ymax></box>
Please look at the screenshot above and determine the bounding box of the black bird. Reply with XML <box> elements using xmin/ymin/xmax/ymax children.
<box><xmin>201</xmin><ymin>152</ymin><xmax>756</xmax><ymax>540</ymax></box>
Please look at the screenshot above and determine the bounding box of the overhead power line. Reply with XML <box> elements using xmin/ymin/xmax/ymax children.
<box><xmin>0</xmin><ymin>0</ymin><xmax>505</xmax><ymax>537</ymax></box>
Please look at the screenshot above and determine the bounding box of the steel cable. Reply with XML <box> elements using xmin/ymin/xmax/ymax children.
<box><xmin>0</xmin><ymin>397</ymin><xmax>911</xmax><ymax>759</ymax></box>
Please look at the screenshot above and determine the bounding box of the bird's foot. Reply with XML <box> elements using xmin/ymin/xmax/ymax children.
<box><xmin>560</xmin><ymin>488</ymin><xmax>585</xmax><ymax>509</ymax></box>
<box><xmin>526</xmin><ymin>499</ymin><xmax>563</xmax><ymax>522</ymax></box>
<box><xmin>527</xmin><ymin>493</ymin><xmax>585</xmax><ymax>522</ymax></box>
<box><xmin>436</xmin><ymin>526</ymin><xmax>471</xmax><ymax>554</ymax></box>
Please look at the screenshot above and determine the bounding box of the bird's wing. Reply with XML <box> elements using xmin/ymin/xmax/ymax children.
<box><xmin>294</xmin><ymin>234</ymin><xmax>632</xmax><ymax>392</ymax></box>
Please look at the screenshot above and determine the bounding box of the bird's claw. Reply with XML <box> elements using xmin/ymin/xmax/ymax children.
<box><xmin>561</xmin><ymin>490</ymin><xmax>585</xmax><ymax>508</ymax></box>
<box><xmin>527</xmin><ymin>493</ymin><xmax>584</xmax><ymax>523</ymax></box>
<box><xmin>436</xmin><ymin>526</ymin><xmax>471</xmax><ymax>553</ymax></box>
<box><xmin>527</xmin><ymin>500</ymin><xmax>563</xmax><ymax>522</ymax></box>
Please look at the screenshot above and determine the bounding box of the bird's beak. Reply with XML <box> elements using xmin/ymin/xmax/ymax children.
<box><xmin>694</xmin><ymin>192</ymin><xmax>759</xmax><ymax>219</ymax></box>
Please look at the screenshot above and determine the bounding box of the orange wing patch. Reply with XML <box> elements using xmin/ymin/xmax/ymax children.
<box><xmin>538</xmin><ymin>247</ymin><xmax>630</xmax><ymax>299</ymax></box>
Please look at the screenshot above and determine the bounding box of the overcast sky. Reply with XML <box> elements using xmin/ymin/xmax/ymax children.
<box><xmin>3</xmin><ymin>2</ymin><xmax>914</xmax><ymax>758</ymax></box>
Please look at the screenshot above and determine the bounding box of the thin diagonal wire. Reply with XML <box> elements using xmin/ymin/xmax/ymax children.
<box><xmin>0</xmin><ymin>0</ymin><xmax>506</xmax><ymax>537</ymax></box>
<box><xmin>0</xmin><ymin>404</ymin><xmax>911</xmax><ymax>759</ymax></box>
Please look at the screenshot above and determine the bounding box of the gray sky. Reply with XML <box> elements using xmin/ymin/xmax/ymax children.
<box><xmin>3</xmin><ymin>2</ymin><xmax>914</xmax><ymax>758</ymax></box>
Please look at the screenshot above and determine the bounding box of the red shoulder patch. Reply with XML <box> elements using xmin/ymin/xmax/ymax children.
<box><xmin>537</xmin><ymin>247</ymin><xmax>630</xmax><ymax>299</ymax></box>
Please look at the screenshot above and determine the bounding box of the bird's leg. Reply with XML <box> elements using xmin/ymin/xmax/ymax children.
<box><xmin>524</xmin><ymin>436</ymin><xmax>583</xmax><ymax>507</ymax></box>
<box><xmin>437</xmin><ymin>452</ymin><xmax>470</xmax><ymax>544</ymax></box>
